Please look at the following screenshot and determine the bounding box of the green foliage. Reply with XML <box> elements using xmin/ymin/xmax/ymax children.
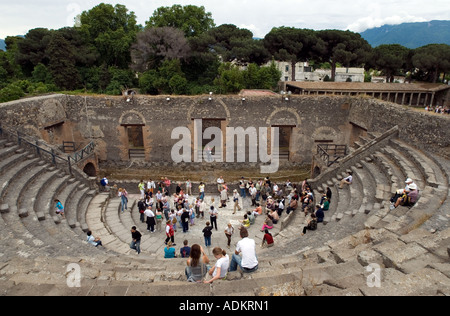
<box><xmin>46</xmin><ymin>33</ymin><xmax>80</xmax><ymax>90</ymax></box>
<box><xmin>146</xmin><ymin>5</ymin><xmax>215</xmax><ymax>38</ymax></box>
<box><xmin>412</xmin><ymin>44</ymin><xmax>450</xmax><ymax>83</ymax></box>
<box><xmin>31</xmin><ymin>63</ymin><xmax>53</xmax><ymax>84</ymax></box>
<box><xmin>3</xmin><ymin>2</ymin><xmax>450</xmax><ymax>99</ymax></box>
<box><xmin>370</xmin><ymin>44</ymin><xmax>410</xmax><ymax>82</ymax></box>
<box><xmin>105</xmin><ymin>66</ymin><xmax>135</xmax><ymax>95</ymax></box>
<box><xmin>0</xmin><ymin>82</ymin><xmax>25</xmax><ymax>102</ymax></box>
<box><xmin>80</xmin><ymin>3</ymin><xmax>141</xmax><ymax>69</ymax></box>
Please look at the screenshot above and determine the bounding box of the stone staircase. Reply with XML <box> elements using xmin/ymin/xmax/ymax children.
<box><xmin>0</xmin><ymin>132</ymin><xmax>449</xmax><ymax>296</ymax></box>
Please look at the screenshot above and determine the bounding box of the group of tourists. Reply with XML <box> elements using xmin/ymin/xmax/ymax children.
<box><xmin>87</xmin><ymin>175</ymin><xmax>337</xmax><ymax>282</ymax></box>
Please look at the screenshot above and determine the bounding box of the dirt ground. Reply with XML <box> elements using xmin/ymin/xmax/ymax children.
<box><xmin>100</xmin><ymin>164</ymin><xmax>312</xmax><ymax>184</ymax></box>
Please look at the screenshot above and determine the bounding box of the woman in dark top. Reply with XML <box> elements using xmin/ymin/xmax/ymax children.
<box><xmin>326</xmin><ymin>187</ymin><xmax>332</xmax><ymax>202</ymax></box>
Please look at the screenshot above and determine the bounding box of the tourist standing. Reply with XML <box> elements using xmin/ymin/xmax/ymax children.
<box><xmin>165</xmin><ymin>221</ymin><xmax>176</xmax><ymax>246</ymax></box>
<box><xmin>118</xmin><ymin>188</ymin><xmax>128</xmax><ymax>213</ymax></box>
<box><xmin>209</xmin><ymin>205</ymin><xmax>218</xmax><ymax>230</ymax></box>
<box><xmin>232</xmin><ymin>189</ymin><xmax>242</xmax><ymax>214</ymax></box>
<box><xmin>138</xmin><ymin>180</ymin><xmax>145</xmax><ymax>199</ymax></box>
<box><xmin>202</xmin><ymin>221</ymin><xmax>213</xmax><ymax>247</ymax></box>
<box><xmin>224</xmin><ymin>223</ymin><xmax>234</xmax><ymax>249</ymax></box>
<box><xmin>181</xmin><ymin>208</ymin><xmax>190</xmax><ymax>233</ymax></box>
<box><xmin>130</xmin><ymin>226</ymin><xmax>142</xmax><ymax>255</ymax></box>
<box><xmin>144</xmin><ymin>206</ymin><xmax>156</xmax><ymax>233</ymax></box>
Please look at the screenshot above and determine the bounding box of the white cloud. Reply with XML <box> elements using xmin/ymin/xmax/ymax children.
<box><xmin>346</xmin><ymin>14</ymin><xmax>428</xmax><ymax>32</ymax></box>
<box><xmin>1</xmin><ymin>0</ymin><xmax>450</xmax><ymax>39</ymax></box>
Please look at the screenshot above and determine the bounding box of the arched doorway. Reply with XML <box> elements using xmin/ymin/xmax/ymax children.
<box><xmin>83</xmin><ymin>162</ymin><xmax>97</xmax><ymax>177</ymax></box>
<box><xmin>312</xmin><ymin>166</ymin><xmax>321</xmax><ymax>179</ymax></box>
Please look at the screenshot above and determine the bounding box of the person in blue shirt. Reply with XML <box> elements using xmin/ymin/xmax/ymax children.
<box><xmin>315</xmin><ymin>204</ymin><xmax>324</xmax><ymax>223</ymax></box>
<box><xmin>164</xmin><ymin>241</ymin><xmax>177</xmax><ymax>258</ymax></box>
<box><xmin>180</xmin><ymin>240</ymin><xmax>191</xmax><ymax>258</ymax></box>
<box><xmin>54</xmin><ymin>199</ymin><xmax>65</xmax><ymax>219</ymax></box>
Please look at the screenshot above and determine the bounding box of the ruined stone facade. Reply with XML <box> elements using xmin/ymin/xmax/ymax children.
<box><xmin>1</xmin><ymin>94</ymin><xmax>449</xmax><ymax>175</ymax></box>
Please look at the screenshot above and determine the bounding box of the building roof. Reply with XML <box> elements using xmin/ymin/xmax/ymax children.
<box><xmin>286</xmin><ymin>82</ymin><xmax>450</xmax><ymax>93</ymax></box>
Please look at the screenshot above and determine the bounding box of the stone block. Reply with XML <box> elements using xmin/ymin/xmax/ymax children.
<box><xmin>357</xmin><ymin>249</ymin><xmax>384</xmax><ymax>267</ymax></box>
<box><xmin>67</xmin><ymin>219</ymin><xmax>76</xmax><ymax>229</ymax></box>
<box><xmin>36</xmin><ymin>211</ymin><xmax>46</xmax><ymax>221</ymax></box>
<box><xmin>18</xmin><ymin>208</ymin><xmax>28</xmax><ymax>218</ymax></box>
<box><xmin>81</xmin><ymin>223</ymin><xmax>89</xmax><ymax>232</ymax></box>
<box><xmin>0</xmin><ymin>204</ymin><xmax>9</xmax><ymax>214</ymax></box>
<box><xmin>53</xmin><ymin>216</ymin><xmax>61</xmax><ymax>224</ymax></box>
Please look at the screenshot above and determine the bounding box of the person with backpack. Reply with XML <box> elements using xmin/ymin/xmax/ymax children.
<box><xmin>137</xmin><ymin>198</ymin><xmax>146</xmax><ymax>223</ymax></box>
<box><xmin>180</xmin><ymin>240</ymin><xmax>191</xmax><ymax>258</ymax></box>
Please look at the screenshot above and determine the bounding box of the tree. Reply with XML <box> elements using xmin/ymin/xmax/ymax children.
<box><xmin>199</xmin><ymin>24</ymin><xmax>270</xmax><ymax>66</ymax></box>
<box><xmin>370</xmin><ymin>44</ymin><xmax>410</xmax><ymax>82</ymax></box>
<box><xmin>46</xmin><ymin>33</ymin><xmax>80</xmax><ymax>90</ymax></box>
<box><xmin>16</xmin><ymin>28</ymin><xmax>53</xmax><ymax>76</ymax></box>
<box><xmin>316</xmin><ymin>30</ymin><xmax>372</xmax><ymax>81</ymax></box>
<box><xmin>80</xmin><ymin>3</ymin><xmax>141</xmax><ymax>68</ymax></box>
<box><xmin>146</xmin><ymin>5</ymin><xmax>215</xmax><ymax>38</ymax></box>
<box><xmin>412</xmin><ymin>44</ymin><xmax>450</xmax><ymax>83</ymax></box>
<box><xmin>264</xmin><ymin>27</ymin><xmax>317</xmax><ymax>81</ymax></box>
<box><xmin>131</xmin><ymin>27</ymin><xmax>190</xmax><ymax>72</ymax></box>
<box><xmin>214</xmin><ymin>63</ymin><xmax>244</xmax><ymax>94</ymax></box>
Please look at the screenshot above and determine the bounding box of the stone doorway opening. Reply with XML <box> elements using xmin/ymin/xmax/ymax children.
<box><xmin>272</xmin><ymin>125</ymin><xmax>293</xmax><ymax>161</ymax></box>
<box><xmin>126</xmin><ymin>125</ymin><xmax>145</xmax><ymax>159</ymax></box>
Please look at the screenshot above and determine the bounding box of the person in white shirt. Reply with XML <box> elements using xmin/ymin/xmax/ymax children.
<box><xmin>204</xmin><ymin>247</ymin><xmax>230</xmax><ymax>283</ymax></box>
<box><xmin>185</xmin><ymin>179</ymin><xmax>192</xmax><ymax>195</ymax></box>
<box><xmin>86</xmin><ymin>231</ymin><xmax>102</xmax><ymax>247</ymax></box>
<box><xmin>339</xmin><ymin>171</ymin><xmax>353</xmax><ymax>189</ymax></box>
<box><xmin>144</xmin><ymin>207</ymin><xmax>156</xmax><ymax>233</ymax></box>
<box><xmin>217</xmin><ymin>176</ymin><xmax>225</xmax><ymax>193</ymax></box>
<box><xmin>147</xmin><ymin>179</ymin><xmax>156</xmax><ymax>194</ymax></box>
<box><xmin>249</xmin><ymin>184</ymin><xmax>257</xmax><ymax>206</ymax></box>
<box><xmin>228</xmin><ymin>227</ymin><xmax>258</xmax><ymax>273</ymax></box>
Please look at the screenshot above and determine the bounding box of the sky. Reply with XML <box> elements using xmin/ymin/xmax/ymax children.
<box><xmin>1</xmin><ymin>0</ymin><xmax>450</xmax><ymax>39</ymax></box>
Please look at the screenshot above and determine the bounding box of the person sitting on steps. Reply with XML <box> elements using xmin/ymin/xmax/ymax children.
<box><xmin>301</xmin><ymin>213</ymin><xmax>318</xmax><ymax>236</ymax></box>
<box><xmin>391</xmin><ymin>183</ymin><xmax>419</xmax><ymax>210</ymax></box>
<box><xmin>339</xmin><ymin>171</ymin><xmax>353</xmax><ymax>189</ymax></box>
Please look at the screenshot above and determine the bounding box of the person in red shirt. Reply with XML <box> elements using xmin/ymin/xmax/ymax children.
<box><xmin>261</xmin><ymin>229</ymin><xmax>274</xmax><ymax>248</ymax></box>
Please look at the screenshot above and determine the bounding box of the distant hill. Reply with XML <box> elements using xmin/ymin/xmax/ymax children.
<box><xmin>0</xmin><ymin>39</ymin><xmax>5</xmax><ymax>51</ymax></box>
<box><xmin>360</xmin><ymin>20</ymin><xmax>450</xmax><ymax>49</ymax></box>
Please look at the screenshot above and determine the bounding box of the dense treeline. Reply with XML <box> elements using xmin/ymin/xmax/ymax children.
<box><xmin>1</xmin><ymin>3</ymin><xmax>449</xmax><ymax>102</ymax></box>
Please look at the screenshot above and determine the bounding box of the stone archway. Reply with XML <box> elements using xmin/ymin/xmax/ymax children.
<box><xmin>83</xmin><ymin>162</ymin><xmax>97</xmax><ymax>177</ymax></box>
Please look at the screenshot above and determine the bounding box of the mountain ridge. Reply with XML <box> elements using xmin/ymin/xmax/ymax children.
<box><xmin>360</xmin><ymin>20</ymin><xmax>450</xmax><ymax>49</ymax></box>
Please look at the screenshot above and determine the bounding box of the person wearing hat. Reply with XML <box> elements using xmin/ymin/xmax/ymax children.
<box><xmin>392</xmin><ymin>183</ymin><xmax>419</xmax><ymax>209</ymax></box>
<box><xmin>404</xmin><ymin>178</ymin><xmax>419</xmax><ymax>192</ymax></box>
<box><xmin>390</xmin><ymin>178</ymin><xmax>418</xmax><ymax>209</ymax></box>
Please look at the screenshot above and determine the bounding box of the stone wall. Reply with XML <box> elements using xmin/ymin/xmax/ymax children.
<box><xmin>348</xmin><ymin>98</ymin><xmax>450</xmax><ymax>159</ymax></box>
<box><xmin>62</xmin><ymin>94</ymin><xmax>352</xmax><ymax>168</ymax></box>
<box><xmin>1</xmin><ymin>94</ymin><xmax>449</xmax><ymax>173</ymax></box>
